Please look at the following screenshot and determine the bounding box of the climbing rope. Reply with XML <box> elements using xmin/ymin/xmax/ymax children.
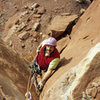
<box><xmin>25</xmin><ymin>68</ymin><xmax>41</xmax><ymax>100</ymax></box>
<box><xmin>25</xmin><ymin>71</ymin><xmax>34</xmax><ymax>100</ymax></box>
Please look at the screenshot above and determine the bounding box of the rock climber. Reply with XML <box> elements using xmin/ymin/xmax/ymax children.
<box><xmin>29</xmin><ymin>37</ymin><xmax>60</xmax><ymax>91</ymax></box>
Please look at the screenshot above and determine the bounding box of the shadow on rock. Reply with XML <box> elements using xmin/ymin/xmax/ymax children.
<box><xmin>56</xmin><ymin>57</ymin><xmax>73</xmax><ymax>71</ymax></box>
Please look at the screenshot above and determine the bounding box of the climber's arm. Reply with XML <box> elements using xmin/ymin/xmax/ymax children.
<box><xmin>41</xmin><ymin>58</ymin><xmax>60</xmax><ymax>84</ymax></box>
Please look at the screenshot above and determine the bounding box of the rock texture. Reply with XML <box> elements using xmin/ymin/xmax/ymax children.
<box><xmin>40</xmin><ymin>43</ymin><xmax>100</xmax><ymax>100</ymax></box>
<box><xmin>1</xmin><ymin>0</ymin><xmax>89</xmax><ymax>61</ymax></box>
<box><xmin>1</xmin><ymin>0</ymin><xmax>98</xmax><ymax>100</ymax></box>
<box><xmin>68</xmin><ymin>43</ymin><xmax>100</xmax><ymax>100</ymax></box>
<box><xmin>0</xmin><ymin>39</ymin><xmax>38</xmax><ymax>100</ymax></box>
<box><xmin>47</xmin><ymin>15</ymin><xmax>78</xmax><ymax>38</ymax></box>
<box><xmin>39</xmin><ymin>0</ymin><xmax>100</xmax><ymax>100</ymax></box>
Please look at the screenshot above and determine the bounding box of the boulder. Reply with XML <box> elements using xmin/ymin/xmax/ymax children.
<box><xmin>33</xmin><ymin>32</ymin><xmax>39</xmax><ymax>38</ymax></box>
<box><xmin>47</xmin><ymin>15</ymin><xmax>78</xmax><ymax>38</ymax></box>
<box><xmin>33</xmin><ymin>22</ymin><xmax>40</xmax><ymax>31</ymax></box>
<box><xmin>23</xmin><ymin>5</ymin><xmax>28</xmax><ymax>9</ymax></box>
<box><xmin>16</xmin><ymin>22</ymin><xmax>27</xmax><ymax>32</ymax></box>
<box><xmin>61</xmin><ymin>13</ymin><xmax>71</xmax><ymax>16</ymax></box>
<box><xmin>29</xmin><ymin>3</ymin><xmax>39</xmax><ymax>10</ymax></box>
<box><xmin>32</xmin><ymin>8</ymin><xmax>38</xmax><ymax>14</ymax></box>
<box><xmin>20</xmin><ymin>11</ymin><xmax>30</xmax><ymax>18</ymax></box>
<box><xmin>33</xmin><ymin>14</ymin><xmax>41</xmax><ymax>18</ymax></box>
<box><xmin>37</xmin><ymin>7</ymin><xmax>46</xmax><ymax>15</ymax></box>
<box><xmin>0</xmin><ymin>39</ymin><xmax>38</xmax><ymax>100</ymax></box>
<box><xmin>18</xmin><ymin>31</ymin><xmax>30</xmax><ymax>40</ymax></box>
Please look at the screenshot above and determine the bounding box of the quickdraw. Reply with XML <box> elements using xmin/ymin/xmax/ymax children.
<box><xmin>25</xmin><ymin>91</ymin><xmax>32</xmax><ymax>100</ymax></box>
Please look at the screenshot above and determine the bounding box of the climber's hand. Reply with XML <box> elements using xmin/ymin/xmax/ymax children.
<box><xmin>38</xmin><ymin>81</ymin><xmax>43</xmax><ymax>91</ymax></box>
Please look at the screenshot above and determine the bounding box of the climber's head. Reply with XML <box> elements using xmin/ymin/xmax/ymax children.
<box><xmin>46</xmin><ymin>37</ymin><xmax>57</xmax><ymax>54</ymax></box>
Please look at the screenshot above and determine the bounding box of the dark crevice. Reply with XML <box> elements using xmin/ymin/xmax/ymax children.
<box><xmin>57</xmin><ymin>17</ymin><xmax>79</xmax><ymax>41</ymax></box>
<box><xmin>60</xmin><ymin>44</ymin><xmax>67</xmax><ymax>54</ymax></box>
<box><xmin>56</xmin><ymin>17</ymin><xmax>79</xmax><ymax>54</ymax></box>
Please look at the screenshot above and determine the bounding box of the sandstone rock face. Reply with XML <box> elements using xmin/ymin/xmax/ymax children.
<box><xmin>0</xmin><ymin>0</ymin><xmax>98</xmax><ymax>100</ymax></box>
<box><xmin>40</xmin><ymin>42</ymin><xmax>100</xmax><ymax>100</ymax></box>
<box><xmin>47</xmin><ymin>15</ymin><xmax>78</xmax><ymax>38</ymax></box>
<box><xmin>0</xmin><ymin>74</ymin><xmax>24</xmax><ymax>100</ymax></box>
<box><xmin>0</xmin><ymin>39</ymin><xmax>38</xmax><ymax>100</ymax></box>
<box><xmin>40</xmin><ymin>0</ymin><xmax>100</xmax><ymax>100</ymax></box>
<box><xmin>68</xmin><ymin>43</ymin><xmax>100</xmax><ymax>100</ymax></box>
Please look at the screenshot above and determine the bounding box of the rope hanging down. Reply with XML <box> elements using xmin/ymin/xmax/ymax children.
<box><xmin>25</xmin><ymin>68</ymin><xmax>41</xmax><ymax>100</ymax></box>
<box><xmin>25</xmin><ymin>71</ymin><xmax>34</xmax><ymax>100</ymax></box>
